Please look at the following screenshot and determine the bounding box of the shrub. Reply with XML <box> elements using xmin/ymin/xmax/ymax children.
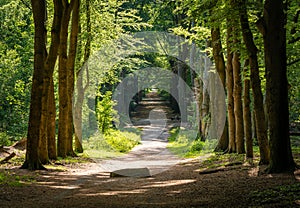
<box><xmin>104</xmin><ymin>129</ymin><xmax>140</xmax><ymax>153</ymax></box>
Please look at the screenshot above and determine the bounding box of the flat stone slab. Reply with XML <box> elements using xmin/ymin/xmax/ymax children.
<box><xmin>110</xmin><ymin>168</ymin><xmax>151</xmax><ymax>178</ymax></box>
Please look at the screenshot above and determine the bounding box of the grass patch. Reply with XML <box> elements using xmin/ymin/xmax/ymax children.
<box><xmin>249</xmin><ymin>183</ymin><xmax>300</xmax><ymax>207</ymax></box>
<box><xmin>0</xmin><ymin>171</ymin><xmax>35</xmax><ymax>186</ymax></box>
<box><xmin>167</xmin><ymin>127</ymin><xmax>218</xmax><ymax>158</ymax></box>
<box><xmin>199</xmin><ymin>153</ymin><xmax>245</xmax><ymax>169</ymax></box>
<box><xmin>83</xmin><ymin>129</ymin><xmax>141</xmax><ymax>158</ymax></box>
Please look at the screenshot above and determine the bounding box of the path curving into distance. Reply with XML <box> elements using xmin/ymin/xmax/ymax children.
<box><xmin>96</xmin><ymin>91</ymin><xmax>184</xmax><ymax>177</ymax></box>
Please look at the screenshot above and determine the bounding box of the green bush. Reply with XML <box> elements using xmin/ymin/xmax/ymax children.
<box><xmin>104</xmin><ymin>129</ymin><xmax>140</xmax><ymax>153</ymax></box>
<box><xmin>190</xmin><ymin>139</ymin><xmax>204</xmax><ymax>152</ymax></box>
<box><xmin>0</xmin><ymin>132</ymin><xmax>13</xmax><ymax>146</ymax></box>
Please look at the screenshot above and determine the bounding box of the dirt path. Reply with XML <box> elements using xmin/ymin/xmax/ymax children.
<box><xmin>96</xmin><ymin>91</ymin><xmax>185</xmax><ymax>177</ymax></box>
<box><xmin>0</xmin><ymin>91</ymin><xmax>299</xmax><ymax>207</ymax></box>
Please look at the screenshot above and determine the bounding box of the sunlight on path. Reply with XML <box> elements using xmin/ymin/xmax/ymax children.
<box><xmin>95</xmin><ymin>92</ymin><xmax>187</xmax><ymax>177</ymax></box>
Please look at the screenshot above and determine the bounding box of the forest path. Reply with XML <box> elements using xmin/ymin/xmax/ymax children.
<box><xmin>96</xmin><ymin>90</ymin><xmax>185</xmax><ymax>177</ymax></box>
<box><xmin>0</xmin><ymin>92</ymin><xmax>299</xmax><ymax>208</ymax></box>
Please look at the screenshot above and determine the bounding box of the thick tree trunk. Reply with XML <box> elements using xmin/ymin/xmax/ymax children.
<box><xmin>211</xmin><ymin>27</ymin><xmax>229</xmax><ymax>152</ymax></box>
<box><xmin>233</xmin><ymin>51</ymin><xmax>244</xmax><ymax>154</ymax></box>
<box><xmin>261</xmin><ymin>0</ymin><xmax>295</xmax><ymax>172</ymax></box>
<box><xmin>21</xmin><ymin>0</ymin><xmax>47</xmax><ymax>170</ymax></box>
<box><xmin>239</xmin><ymin>1</ymin><xmax>270</xmax><ymax>164</ymax></box>
<box><xmin>58</xmin><ymin>2</ymin><xmax>73</xmax><ymax>158</ymax></box>
<box><xmin>226</xmin><ymin>26</ymin><xmax>235</xmax><ymax>153</ymax></box>
<box><xmin>37</xmin><ymin>0</ymin><xmax>63</xmax><ymax>164</ymax></box>
<box><xmin>243</xmin><ymin>60</ymin><xmax>253</xmax><ymax>159</ymax></box>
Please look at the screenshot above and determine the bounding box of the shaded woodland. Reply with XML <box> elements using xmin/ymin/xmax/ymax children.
<box><xmin>0</xmin><ymin>0</ymin><xmax>299</xmax><ymax>174</ymax></box>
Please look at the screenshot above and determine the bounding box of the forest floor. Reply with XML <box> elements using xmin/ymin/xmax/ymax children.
<box><xmin>0</xmin><ymin>91</ymin><xmax>300</xmax><ymax>207</ymax></box>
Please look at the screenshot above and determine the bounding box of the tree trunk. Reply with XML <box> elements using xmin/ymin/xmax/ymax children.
<box><xmin>239</xmin><ymin>1</ymin><xmax>270</xmax><ymax>164</ymax></box>
<box><xmin>75</xmin><ymin>0</ymin><xmax>91</xmax><ymax>153</ymax></box>
<box><xmin>47</xmin><ymin>77</ymin><xmax>57</xmax><ymax>160</ymax></box>
<box><xmin>261</xmin><ymin>0</ymin><xmax>295</xmax><ymax>172</ymax></box>
<box><xmin>66</xmin><ymin>0</ymin><xmax>79</xmax><ymax>156</ymax></box>
<box><xmin>21</xmin><ymin>0</ymin><xmax>47</xmax><ymax>170</ymax></box>
<box><xmin>58</xmin><ymin>2</ymin><xmax>73</xmax><ymax>158</ymax></box>
<box><xmin>243</xmin><ymin>60</ymin><xmax>253</xmax><ymax>159</ymax></box>
<box><xmin>226</xmin><ymin>26</ymin><xmax>235</xmax><ymax>153</ymax></box>
<box><xmin>233</xmin><ymin>51</ymin><xmax>244</xmax><ymax>154</ymax></box>
<box><xmin>211</xmin><ymin>27</ymin><xmax>228</xmax><ymax>152</ymax></box>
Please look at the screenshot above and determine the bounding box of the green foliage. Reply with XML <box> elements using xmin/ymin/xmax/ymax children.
<box><xmin>96</xmin><ymin>91</ymin><xmax>117</xmax><ymax>134</ymax></box>
<box><xmin>0</xmin><ymin>132</ymin><xmax>12</xmax><ymax>146</ymax></box>
<box><xmin>104</xmin><ymin>129</ymin><xmax>140</xmax><ymax>153</ymax></box>
<box><xmin>83</xmin><ymin>129</ymin><xmax>141</xmax><ymax>156</ymax></box>
<box><xmin>0</xmin><ymin>0</ymin><xmax>33</xmax><ymax>137</ymax></box>
<box><xmin>167</xmin><ymin>127</ymin><xmax>216</xmax><ymax>158</ymax></box>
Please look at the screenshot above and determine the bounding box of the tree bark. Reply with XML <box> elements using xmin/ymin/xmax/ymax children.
<box><xmin>74</xmin><ymin>0</ymin><xmax>91</xmax><ymax>153</ymax></box>
<box><xmin>21</xmin><ymin>0</ymin><xmax>47</xmax><ymax>170</ymax></box>
<box><xmin>211</xmin><ymin>27</ymin><xmax>229</xmax><ymax>152</ymax></box>
<box><xmin>233</xmin><ymin>51</ymin><xmax>244</xmax><ymax>154</ymax></box>
<box><xmin>47</xmin><ymin>77</ymin><xmax>57</xmax><ymax>160</ymax></box>
<box><xmin>66</xmin><ymin>0</ymin><xmax>79</xmax><ymax>156</ymax></box>
<box><xmin>243</xmin><ymin>60</ymin><xmax>253</xmax><ymax>159</ymax></box>
<box><xmin>262</xmin><ymin>0</ymin><xmax>295</xmax><ymax>172</ymax></box>
<box><xmin>226</xmin><ymin>25</ymin><xmax>235</xmax><ymax>153</ymax></box>
<box><xmin>58</xmin><ymin>1</ymin><xmax>73</xmax><ymax>158</ymax></box>
<box><xmin>238</xmin><ymin>1</ymin><xmax>270</xmax><ymax>164</ymax></box>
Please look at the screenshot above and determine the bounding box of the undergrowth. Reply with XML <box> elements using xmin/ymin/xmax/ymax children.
<box><xmin>83</xmin><ymin>128</ymin><xmax>141</xmax><ymax>158</ymax></box>
<box><xmin>167</xmin><ymin>127</ymin><xmax>218</xmax><ymax>158</ymax></box>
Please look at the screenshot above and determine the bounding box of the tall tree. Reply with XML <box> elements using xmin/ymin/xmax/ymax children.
<box><xmin>39</xmin><ymin>0</ymin><xmax>63</xmax><ymax>164</ymax></box>
<box><xmin>211</xmin><ymin>27</ymin><xmax>229</xmax><ymax>152</ymax></box>
<box><xmin>258</xmin><ymin>0</ymin><xmax>296</xmax><ymax>172</ymax></box>
<box><xmin>58</xmin><ymin>0</ymin><xmax>79</xmax><ymax>157</ymax></box>
<box><xmin>238</xmin><ymin>0</ymin><xmax>270</xmax><ymax>164</ymax></box>
<box><xmin>21</xmin><ymin>0</ymin><xmax>47</xmax><ymax>170</ymax></box>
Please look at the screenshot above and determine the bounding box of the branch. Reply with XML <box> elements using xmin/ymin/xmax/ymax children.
<box><xmin>287</xmin><ymin>58</ymin><xmax>300</xmax><ymax>66</ymax></box>
<box><xmin>20</xmin><ymin>0</ymin><xmax>31</xmax><ymax>10</ymax></box>
<box><xmin>256</xmin><ymin>17</ymin><xmax>266</xmax><ymax>37</ymax></box>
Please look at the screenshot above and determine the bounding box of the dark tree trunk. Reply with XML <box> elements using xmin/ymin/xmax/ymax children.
<box><xmin>21</xmin><ymin>0</ymin><xmax>47</xmax><ymax>170</ymax></box>
<box><xmin>243</xmin><ymin>60</ymin><xmax>253</xmax><ymax>159</ymax></box>
<box><xmin>261</xmin><ymin>0</ymin><xmax>295</xmax><ymax>173</ymax></box>
<box><xmin>58</xmin><ymin>1</ymin><xmax>73</xmax><ymax>158</ymax></box>
<box><xmin>238</xmin><ymin>1</ymin><xmax>270</xmax><ymax>164</ymax></box>
<box><xmin>47</xmin><ymin>77</ymin><xmax>57</xmax><ymax>160</ymax></box>
<box><xmin>226</xmin><ymin>26</ymin><xmax>236</xmax><ymax>153</ymax></box>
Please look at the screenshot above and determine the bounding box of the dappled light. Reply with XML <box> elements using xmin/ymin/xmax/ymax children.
<box><xmin>1</xmin><ymin>0</ymin><xmax>300</xmax><ymax>207</ymax></box>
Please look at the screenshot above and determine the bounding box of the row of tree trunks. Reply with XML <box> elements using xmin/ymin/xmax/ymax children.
<box><xmin>23</xmin><ymin>0</ymin><xmax>80</xmax><ymax>169</ymax></box>
<box><xmin>238</xmin><ymin>1</ymin><xmax>270</xmax><ymax>164</ymax></box>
